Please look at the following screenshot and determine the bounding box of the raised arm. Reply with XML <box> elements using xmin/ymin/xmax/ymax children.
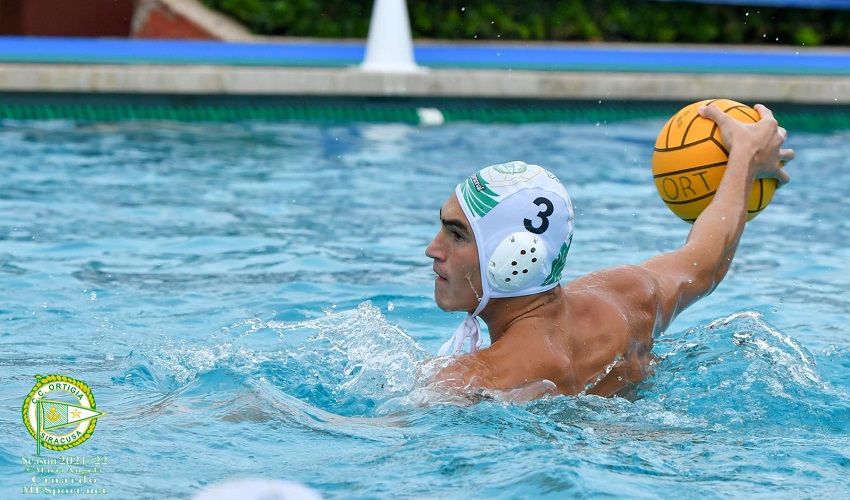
<box><xmin>639</xmin><ymin>103</ymin><xmax>795</xmax><ymax>334</ymax></box>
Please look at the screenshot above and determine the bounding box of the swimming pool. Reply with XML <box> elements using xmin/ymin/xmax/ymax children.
<box><xmin>1</xmin><ymin>113</ymin><xmax>848</xmax><ymax>498</ymax></box>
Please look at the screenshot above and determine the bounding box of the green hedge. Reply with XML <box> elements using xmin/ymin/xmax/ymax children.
<box><xmin>202</xmin><ymin>0</ymin><xmax>850</xmax><ymax>46</ymax></box>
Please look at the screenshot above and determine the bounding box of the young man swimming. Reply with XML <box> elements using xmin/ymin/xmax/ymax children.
<box><xmin>424</xmin><ymin>103</ymin><xmax>794</xmax><ymax>399</ymax></box>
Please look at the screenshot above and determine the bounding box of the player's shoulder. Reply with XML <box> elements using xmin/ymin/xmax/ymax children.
<box><xmin>566</xmin><ymin>264</ymin><xmax>659</xmax><ymax>308</ymax></box>
<box><xmin>569</xmin><ymin>264</ymin><xmax>654</xmax><ymax>289</ymax></box>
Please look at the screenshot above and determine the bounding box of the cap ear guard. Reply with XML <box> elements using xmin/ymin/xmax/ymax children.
<box><xmin>486</xmin><ymin>232</ymin><xmax>547</xmax><ymax>293</ymax></box>
<box><xmin>444</xmin><ymin>162</ymin><xmax>573</xmax><ymax>356</ymax></box>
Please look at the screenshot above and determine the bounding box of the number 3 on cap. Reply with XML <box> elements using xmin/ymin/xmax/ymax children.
<box><xmin>524</xmin><ymin>197</ymin><xmax>553</xmax><ymax>234</ymax></box>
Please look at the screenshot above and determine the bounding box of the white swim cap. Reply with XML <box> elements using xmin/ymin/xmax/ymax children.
<box><xmin>438</xmin><ymin>161</ymin><xmax>574</xmax><ymax>356</ymax></box>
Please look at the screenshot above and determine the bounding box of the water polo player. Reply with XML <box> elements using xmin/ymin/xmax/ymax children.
<box><xmin>424</xmin><ymin>103</ymin><xmax>794</xmax><ymax>399</ymax></box>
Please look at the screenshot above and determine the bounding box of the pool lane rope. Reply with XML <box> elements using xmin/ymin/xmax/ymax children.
<box><xmin>0</xmin><ymin>104</ymin><xmax>847</xmax><ymax>130</ymax></box>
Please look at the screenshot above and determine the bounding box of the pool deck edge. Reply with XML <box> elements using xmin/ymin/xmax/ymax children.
<box><xmin>0</xmin><ymin>63</ymin><xmax>847</xmax><ymax>104</ymax></box>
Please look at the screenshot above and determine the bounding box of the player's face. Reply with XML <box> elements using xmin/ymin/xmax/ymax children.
<box><xmin>425</xmin><ymin>194</ymin><xmax>483</xmax><ymax>312</ymax></box>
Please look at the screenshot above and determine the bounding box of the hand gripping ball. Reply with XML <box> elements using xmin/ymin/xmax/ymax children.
<box><xmin>651</xmin><ymin>99</ymin><xmax>778</xmax><ymax>223</ymax></box>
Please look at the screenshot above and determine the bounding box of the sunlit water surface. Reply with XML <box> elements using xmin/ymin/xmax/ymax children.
<box><xmin>1</xmin><ymin>117</ymin><xmax>848</xmax><ymax>498</ymax></box>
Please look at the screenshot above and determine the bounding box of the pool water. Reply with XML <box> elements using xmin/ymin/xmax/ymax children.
<box><xmin>1</xmin><ymin>116</ymin><xmax>848</xmax><ymax>498</ymax></box>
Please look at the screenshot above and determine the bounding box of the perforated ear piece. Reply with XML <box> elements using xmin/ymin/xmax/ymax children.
<box><xmin>487</xmin><ymin>232</ymin><xmax>548</xmax><ymax>292</ymax></box>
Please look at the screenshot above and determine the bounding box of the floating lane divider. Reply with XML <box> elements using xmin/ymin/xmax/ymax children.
<box><xmin>0</xmin><ymin>104</ymin><xmax>848</xmax><ymax>131</ymax></box>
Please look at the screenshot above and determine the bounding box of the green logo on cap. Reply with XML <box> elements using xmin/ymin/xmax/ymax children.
<box><xmin>492</xmin><ymin>161</ymin><xmax>528</xmax><ymax>175</ymax></box>
<box><xmin>542</xmin><ymin>240</ymin><xmax>571</xmax><ymax>286</ymax></box>
<box><xmin>461</xmin><ymin>172</ymin><xmax>500</xmax><ymax>218</ymax></box>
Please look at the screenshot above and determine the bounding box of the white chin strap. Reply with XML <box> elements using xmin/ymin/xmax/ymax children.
<box><xmin>438</xmin><ymin>232</ymin><xmax>545</xmax><ymax>357</ymax></box>
<box><xmin>438</xmin><ymin>314</ymin><xmax>483</xmax><ymax>356</ymax></box>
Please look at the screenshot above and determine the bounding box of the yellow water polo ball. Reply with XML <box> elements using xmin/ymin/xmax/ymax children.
<box><xmin>651</xmin><ymin>99</ymin><xmax>777</xmax><ymax>223</ymax></box>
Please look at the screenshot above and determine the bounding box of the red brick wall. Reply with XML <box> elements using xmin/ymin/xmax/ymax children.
<box><xmin>0</xmin><ymin>0</ymin><xmax>135</xmax><ymax>37</ymax></box>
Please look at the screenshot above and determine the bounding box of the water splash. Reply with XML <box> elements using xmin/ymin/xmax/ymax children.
<box><xmin>119</xmin><ymin>301</ymin><xmax>428</xmax><ymax>418</ymax></box>
<box><xmin>639</xmin><ymin>311</ymin><xmax>845</xmax><ymax>433</ymax></box>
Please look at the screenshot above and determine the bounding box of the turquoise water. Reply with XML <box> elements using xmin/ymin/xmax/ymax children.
<box><xmin>1</xmin><ymin>117</ymin><xmax>848</xmax><ymax>498</ymax></box>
